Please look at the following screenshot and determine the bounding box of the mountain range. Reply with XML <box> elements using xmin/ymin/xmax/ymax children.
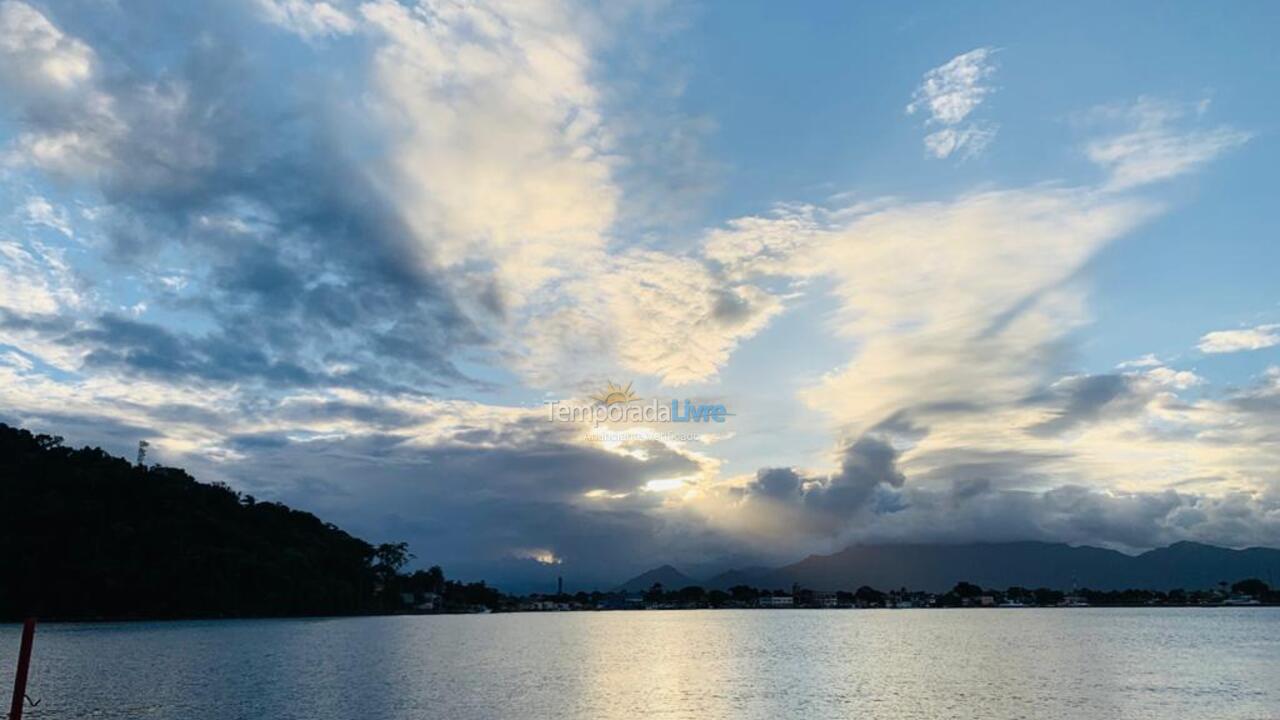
<box><xmin>618</xmin><ymin>542</ymin><xmax>1280</xmax><ymax>593</ymax></box>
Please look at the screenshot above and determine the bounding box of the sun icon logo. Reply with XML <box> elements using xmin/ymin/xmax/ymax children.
<box><xmin>592</xmin><ymin>380</ymin><xmax>637</xmax><ymax>406</ymax></box>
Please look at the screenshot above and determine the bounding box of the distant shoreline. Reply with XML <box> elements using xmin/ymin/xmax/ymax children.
<box><xmin>6</xmin><ymin>603</ymin><xmax>1278</xmax><ymax>627</ymax></box>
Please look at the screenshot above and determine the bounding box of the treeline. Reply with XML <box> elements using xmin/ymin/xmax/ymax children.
<box><xmin>0</xmin><ymin>423</ymin><xmax>467</xmax><ymax>621</ymax></box>
<box><xmin>393</xmin><ymin>564</ymin><xmax>505</xmax><ymax>612</ymax></box>
<box><xmin>585</xmin><ymin>578</ymin><xmax>1279</xmax><ymax>609</ymax></box>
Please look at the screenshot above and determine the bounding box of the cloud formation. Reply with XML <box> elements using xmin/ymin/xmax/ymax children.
<box><xmin>0</xmin><ymin>0</ymin><xmax>92</xmax><ymax>90</ymax></box>
<box><xmin>1085</xmin><ymin>98</ymin><xmax>1251</xmax><ymax>189</ymax></box>
<box><xmin>1198</xmin><ymin>324</ymin><xmax>1280</xmax><ymax>354</ymax></box>
<box><xmin>907</xmin><ymin>47</ymin><xmax>998</xmax><ymax>159</ymax></box>
<box><xmin>253</xmin><ymin>0</ymin><xmax>355</xmax><ymax>38</ymax></box>
<box><xmin>692</xmin><ymin>97</ymin><xmax>1268</xmax><ymax>559</ymax></box>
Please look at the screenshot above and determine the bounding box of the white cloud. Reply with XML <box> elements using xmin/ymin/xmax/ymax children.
<box><xmin>696</xmin><ymin>165</ymin><xmax>1278</xmax><ymax>509</ymax></box>
<box><xmin>0</xmin><ymin>0</ymin><xmax>776</xmax><ymax>398</ymax></box>
<box><xmin>253</xmin><ymin>0</ymin><xmax>355</xmax><ymax>39</ymax></box>
<box><xmin>357</xmin><ymin>0</ymin><xmax>780</xmax><ymax>390</ymax></box>
<box><xmin>0</xmin><ymin>236</ymin><xmax>83</xmax><ymax>315</ymax></box>
<box><xmin>360</xmin><ymin>0</ymin><xmax>619</xmax><ymax>303</ymax></box>
<box><xmin>707</xmin><ymin>188</ymin><xmax>1158</xmax><ymax>441</ymax></box>
<box><xmin>519</xmin><ymin>250</ymin><xmax>783</xmax><ymax>387</ymax></box>
<box><xmin>0</xmin><ymin>3</ymin><xmax>224</xmax><ymax>191</ymax></box>
<box><xmin>907</xmin><ymin>47</ymin><xmax>998</xmax><ymax>159</ymax></box>
<box><xmin>922</xmin><ymin>124</ymin><xmax>997</xmax><ymax>160</ymax></box>
<box><xmin>1117</xmin><ymin>353</ymin><xmax>1162</xmax><ymax>369</ymax></box>
<box><xmin>1085</xmin><ymin>98</ymin><xmax>1250</xmax><ymax>190</ymax></box>
<box><xmin>0</xmin><ymin>1</ymin><xmax>94</xmax><ymax>91</ymax></box>
<box><xmin>1143</xmin><ymin>366</ymin><xmax>1203</xmax><ymax>390</ymax></box>
<box><xmin>1</xmin><ymin>350</ymin><xmax>33</xmax><ymax>371</ymax></box>
<box><xmin>20</xmin><ymin>196</ymin><xmax>73</xmax><ymax>237</ymax></box>
<box><xmin>1198</xmin><ymin>324</ymin><xmax>1280</xmax><ymax>354</ymax></box>
<box><xmin>907</xmin><ymin>47</ymin><xmax>997</xmax><ymax>125</ymax></box>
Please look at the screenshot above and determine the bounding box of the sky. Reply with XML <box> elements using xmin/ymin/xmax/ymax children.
<box><xmin>1</xmin><ymin>0</ymin><xmax>1278</xmax><ymax>591</ymax></box>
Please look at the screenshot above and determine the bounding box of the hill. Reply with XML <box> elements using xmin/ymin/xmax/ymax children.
<box><xmin>697</xmin><ymin>541</ymin><xmax>1280</xmax><ymax>592</ymax></box>
<box><xmin>616</xmin><ymin>564</ymin><xmax>698</xmax><ymax>593</ymax></box>
<box><xmin>0</xmin><ymin>423</ymin><xmax>397</xmax><ymax>620</ymax></box>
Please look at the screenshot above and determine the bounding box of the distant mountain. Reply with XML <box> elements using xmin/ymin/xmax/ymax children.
<box><xmin>704</xmin><ymin>566</ymin><xmax>780</xmax><ymax>590</ymax></box>
<box><xmin>616</xmin><ymin>564</ymin><xmax>699</xmax><ymax>593</ymax></box>
<box><xmin>635</xmin><ymin>541</ymin><xmax>1280</xmax><ymax>593</ymax></box>
<box><xmin>680</xmin><ymin>553</ymin><xmax>766</xmax><ymax>582</ymax></box>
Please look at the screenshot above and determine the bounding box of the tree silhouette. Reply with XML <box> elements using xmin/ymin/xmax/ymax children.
<box><xmin>0</xmin><ymin>423</ymin><xmax>402</xmax><ymax>620</ymax></box>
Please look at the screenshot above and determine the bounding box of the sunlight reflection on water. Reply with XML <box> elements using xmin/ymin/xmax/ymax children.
<box><xmin>2</xmin><ymin>608</ymin><xmax>1277</xmax><ymax>719</ymax></box>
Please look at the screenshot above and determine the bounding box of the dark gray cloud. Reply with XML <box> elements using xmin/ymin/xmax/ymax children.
<box><xmin>169</xmin><ymin>420</ymin><xmax>727</xmax><ymax>592</ymax></box>
<box><xmin>907</xmin><ymin>447</ymin><xmax>1067</xmax><ymax>488</ymax></box>
<box><xmin>1025</xmin><ymin>373</ymin><xmax>1150</xmax><ymax>436</ymax></box>
<box><xmin>737</xmin><ymin>416</ymin><xmax>1280</xmax><ymax>558</ymax></box>
<box><xmin>747</xmin><ymin>434</ymin><xmax>909</xmax><ymax>535</ymax></box>
<box><xmin>3</xmin><ymin>0</ymin><xmax>485</xmax><ymax>396</ymax></box>
<box><xmin>752</xmin><ymin>467</ymin><xmax>803</xmax><ymax>500</ymax></box>
<box><xmin>851</xmin><ymin>481</ymin><xmax>1280</xmax><ymax>554</ymax></box>
<box><xmin>75</xmin><ymin>314</ymin><xmax>316</xmax><ymax>385</ymax></box>
<box><xmin>806</xmin><ymin>435</ymin><xmax>908</xmax><ymax>517</ymax></box>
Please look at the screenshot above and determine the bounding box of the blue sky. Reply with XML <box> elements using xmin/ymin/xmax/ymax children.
<box><xmin>1</xmin><ymin>0</ymin><xmax>1278</xmax><ymax>589</ymax></box>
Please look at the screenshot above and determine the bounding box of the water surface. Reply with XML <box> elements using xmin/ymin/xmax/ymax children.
<box><xmin>2</xmin><ymin>609</ymin><xmax>1277</xmax><ymax>719</ymax></box>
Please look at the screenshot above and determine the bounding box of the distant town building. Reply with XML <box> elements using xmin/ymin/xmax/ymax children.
<box><xmin>812</xmin><ymin>590</ymin><xmax>840</xmax><ymax>608</ymax></box>
<box><xmin>758</xmin><ymin>595</ymin><xmax>794</xmax><ymax>608</ymax></box>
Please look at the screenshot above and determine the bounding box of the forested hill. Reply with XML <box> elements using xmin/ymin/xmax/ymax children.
<box><xmin>0</xmin><ymin>423</ymin><xmax>402</xmax><ymax>621</ymax></box>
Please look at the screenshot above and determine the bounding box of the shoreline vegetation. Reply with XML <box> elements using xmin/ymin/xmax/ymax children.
<box><xmin>2</xmin><ymin>423</ymin><xmax>1276</xmax><ymax>623</ymax></box>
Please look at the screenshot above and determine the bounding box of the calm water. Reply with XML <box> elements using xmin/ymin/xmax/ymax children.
<box><xmin>2</xmin><ymin>609</ymin><xmax>1278</xmax><ymax>719</ymax></box>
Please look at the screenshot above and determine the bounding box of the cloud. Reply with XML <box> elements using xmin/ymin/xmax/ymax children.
<box><xmin>1198</xmin><ymin>324</ymin><xmax>1280</xmax><ymax>354</ymax></box>
<box><xmin>922</xmin><ymin>124</ymin><xmax>996</xmax><ymax>161</ymax></box>
<box><xmin>704</xmin><ymin>355</ymin><xmax>1280</xmax><ymax>557</ymax></box>
<box><xmin>907</xmin><ymin>47</ymin><xmax>998</xmax><ymax>159</ymax></box>
<box><xmin>854</xmin><ymin>482</ymin><xmax>1280</xmax><ymax>553</ymax></box>
<box><xmin>1144</xmin><ymin>366</ymin><xmax>1203</xmax><ymax>390</ymax></box>
<box><xmin>727</xmin><ymin>432</ymin><xmax>911</xmax><ymax>543</ymax></box>
<box><xmin>716</xmin><ymin>413</ymin><xmax>1280</xmax><ymax>555</ymax></box>
<box><xmin>694</xmin><ymin>106</ymin><xmax>1275</xmax><ymax>556</ymax></box>
<box><xmin>253</xmin><ymin>0</ymin><xmax>355</xmax><ymax>39</ymax></box>
<box><xmin>907</xmin><ymin>47</ymin><xmax>997</xmax><ymax>125</ymax></box>
<box><xmin>707</xmin><ymin>188</ymin><xmax>1157</xmax><ymax>441</ymax></box>
<box><xmin>1</xmin><ymin>384</ymin><xmax>732</xmax><ymax>588</ymax></box>
<box><xmin>0</xmin><ymin>238</ymin><xmax>81</xmax><ymax>316</ymax></box>
<box><xmin>1026</xmin><ymin>374</ymin><xmax>1150</xmax><ymax>437</ymax></box>
<box><xmin>360</xmin><ymin>0</ymin><xmax>619</xmax><ymax>302</ymax></box>
<box><xmin>19</xmin><ymin>196</ymin><xmax>73</xmax><ymax>237</ymax></box>
<box><xmin>520</xmin><ymin>250</ymin><xmax>783</xmax><ymax>386</ymax></box>
<box><xmin>0</xmin><ymin>2</ymin><xmax>495</xmax><ymax>394</ymax></box>
<box><xmin>1085</xmin><ymin>98</ymin><xmax>1250</xmax><ymax>190</ymax></box>
<box><xmin>0</xmin><ymin>1</ymin><xmax>94</xmax><ymax>91</ymax></box>
<box><xmin>1117</xmin><ymin>353</ymin><xmax>1162</xmax><ymax>369</ymax></box>
<box><xmin>0</xmin><ymin>0</ymin><xmax>779</xmax><ymax>401</ymax></box>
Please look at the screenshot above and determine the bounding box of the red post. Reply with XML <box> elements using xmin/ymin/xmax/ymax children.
<box><xmin>7</xmin><ymin>618</ymin><xmax>35</xmax><ymax>720</ymax></box>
